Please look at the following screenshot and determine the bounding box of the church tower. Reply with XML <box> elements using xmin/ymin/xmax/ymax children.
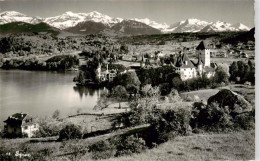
<box><xmin>196</xmin><ymin>41</ymin><xmax>210</xmax><ymax>67</ymax></box>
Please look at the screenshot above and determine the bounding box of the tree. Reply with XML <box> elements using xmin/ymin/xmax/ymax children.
<box><xmin>110</xmin><ymin>71</ymin><xmax>141</xmax><ymax>91</ymax></box>
<box><xmin>237</xmin><ymin>61</ymin><xmax>245</xmax><ymax>79</ymax></box>
<box><xmin>213</xmin><ymin>66</ymin><xmax>229</xmax><ymax>84</ymax></box>
<box><xmin>59</xmin><ymin>124</ymin><xmax>82</xmax><ymax>140</ymax></box>
<box><xmin>159</xmin><ymin>83</ymin><xmax>171</xmax><ymax>96</ymax></box>
<box><xmin>111</xmin><ymin>85</ymin><xmax>128</xmax><ymax>108</ymax></box>
<box><xmin>229</xmin><ymin>61</ymin><xmax>238</xmax><ymax>81</ymax></box>
<box><xmin>171</xmin><ymin>76</ymin><xmax>182</xmax><ymax>91</ymax></box>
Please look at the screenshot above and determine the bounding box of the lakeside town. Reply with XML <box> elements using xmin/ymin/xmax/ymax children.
<box><xmin>0</xmin><ymin>6</ymin><xmax>256</xmax><ymax>161</ymax></box>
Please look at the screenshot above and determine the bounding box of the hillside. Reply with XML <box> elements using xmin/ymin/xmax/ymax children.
<box><xmin>111</xmin><ymin>20</ymin><xmax>162</xmax><ymax>35</ymax></box>
<box><xmin>65</xmin><ymin>21</ymin><xmax>109</xmax><ymax>34</ymax></box>
<box><xmin>105</xmin><ymin>131</ymin><xmax>254</xmax><ymax>161</ymax></box>
<box><xmin>0</xmin><ymin>130</ymin><xmax>254</xmax><ymax>160</ymax></box>
<box><xmin>221</xmin><ymin>27</ymin><xmax>255</xmax><ymax>44</ymax></box>
<box><xmin>0</xmin><ymin>22</ymin><xmax>60</xmax><ymax>35</ymax></box>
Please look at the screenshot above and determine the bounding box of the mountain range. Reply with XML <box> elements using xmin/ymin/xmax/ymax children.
<box><xmin>0</xmin><ymin>11</ymin><xmax>251</xmax><ymax>35</ymax></box>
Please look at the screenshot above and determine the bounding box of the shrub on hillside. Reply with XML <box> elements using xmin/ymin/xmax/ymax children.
<box><xmin>33</xmin><ymin>121</ymin><xmax>62</xmax><ymax>138</ymax></box>
<box><xmin>115</xmin><ymin>135</ymin><xmax>146</xmax><ymax>157</ymax></box>
<box><xmin>234</xmin><ymin>111</ymin><xmax>255</xmax><ymax>130</ymax></box>
<box><xmin>33</xmin><ymin>119</ymin><xmax>62</xmax><ymax>138</ymax></box>
<box><xmin>191</xmin><ymin>102</ymin><xmax>234</xmax><ymax>132</ymax></box>
<box><xmin>191</xmin><ymin>100</ymin><xmax>254</xmax><ymax>132</ymax></box>
<box><xmin>89</xmin><ymin>135</ymin><xmax>146</xmax><ymax>160</ymax></box>
<box><xmin>89</xmin><ymin>139</ymin><xmax>117</xmax><ymax>160</ymax></box>
<box><xmin>59</xmin><ymin>124</ymin><xmax>82</xmax><ymax>140</ymax></box>
<box><xmin>147</xmin><ymin>108</ymin><xmax>191</xmax><ymax>144</ymax></box>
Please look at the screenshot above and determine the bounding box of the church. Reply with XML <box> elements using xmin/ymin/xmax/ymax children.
<box><xmin>174</xmin><ymin>41</ymin><xmax>215</xmax><ymax>80</ymax></box>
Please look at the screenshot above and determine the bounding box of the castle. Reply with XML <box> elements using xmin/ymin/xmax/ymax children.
<box><xmin>97</xmin><ymin>64</ymin><xmax>117</xmax><ymax>82</ymax></box>
<box><xmin>174</xmin><ymin>41</ymin><xmax>215</xmax><ymax>80</ymax></box>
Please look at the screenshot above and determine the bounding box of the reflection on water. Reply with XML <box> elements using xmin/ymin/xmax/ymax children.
<box><xmin>73</xmin><ymin>86</ymin><xmax>100</xmax><ymax>99</ymax></box>
<box><xmin>0</xmin><ymin>69</ymin><xmax>104</xmax><ymax>124</ymax></box>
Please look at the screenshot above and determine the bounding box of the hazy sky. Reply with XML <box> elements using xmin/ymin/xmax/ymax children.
<box><xmin>0</xmin><ymin>0</ymin><xmax>255</xmax><ymax>27</ymax></box>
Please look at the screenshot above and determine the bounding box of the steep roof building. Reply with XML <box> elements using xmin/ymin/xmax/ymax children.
<box><xmin>4</xmin><ymin>113</ymin><xmax>39</xmax><ymax>138</ymax></box>
<box><xmin>174</xmin><ymin>41</ymin><xmax>215</xmax><ymax>80</ymax></box>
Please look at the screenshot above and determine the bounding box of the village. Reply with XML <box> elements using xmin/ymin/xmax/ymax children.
<box><xmin>0</xmin><ymin>27</ymin><xmax>255</xmax><ymax>160</ymax></box>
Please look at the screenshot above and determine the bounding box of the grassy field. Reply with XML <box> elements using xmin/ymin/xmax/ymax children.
<box><xmin>179</xmin><ymin>84</ymin><xmax>255</xmax><ymax>106</ymax></box>
<box><xmin>103</xmin><ymin>130</ymin><xmax>255</xmax><ymax>161</ymax></box>
<box><xmin>0</xmin><ymin>130</ymin><xmax>254</xmax><ymax>161</ymax></box>
<box><xmin>180</xmin><ymin>89</ymin><xmax>219</xmax><ymax>104</ymax></box>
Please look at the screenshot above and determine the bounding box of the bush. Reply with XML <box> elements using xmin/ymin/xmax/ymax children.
<box><xmin>234</xmin><ymin>112</ymin><xmax>255</xmax><ymax>130</ymax></box>
<box><xmin>191</xmin><ymin>103</ymin><xmax>234</xmax><ymax>132</ymax></box>
<box><xmin>89</xmin><ymin>135</ymin><xmax>146</xmax><ymax>160</ymax></box>
<box><xmin>115</xmin><ymin>135</ymin><xmax>146</xmax><ymax>157</ymax></box>
<box><xmin>33</xmin><ymin>121</ymin><xmax>61</xmax><ymax>138</ymax></box>
<box><xmin>59</xmin><ymin>124</ymin><xmax>82</xmax><ymax>140</ymax></box>
<box><xmin>60</xmin><ymin>140</ymin><xmax>88</xmax><ymax>160</ymax></box>
<box><xmin>147</xmin><ymin>108</ymin><xmax>191</xmax><ymax>144</ymax></box>
<box><xmin>89</xmin><ymin>140</ymin><xmax>116</xmax><ymax>160</ymax></box>
<box><xmin>191</xmin><ymin>100</ymin><xmax>255</xmax><ymax>132</ymax></box>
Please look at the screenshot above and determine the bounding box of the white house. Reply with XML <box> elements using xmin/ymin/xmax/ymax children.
<box><xmin>174</xmin><ymin>53</ymin><xmax>197</xmax><ymax>80</ymax></box>
<box><xmin>4</xmin><ymin>113</ymin><xmax>39</xmax><ymax>138</ymax></box>
<box><xmin>97</xmin><ymin>64</ymin><xmax>118</xmax><ymax>82</ymax></box>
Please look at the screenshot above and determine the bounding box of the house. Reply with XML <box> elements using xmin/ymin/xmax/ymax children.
<box><xmin>4</xmin><ymin>113</ymin><xmax>39</xmax><ymax>138</ymax></box>
<box><xmin>174</xmin><ymin>52</ymin><xmax>197</xmax><ymax>80</ymax></box>
<box><xmin>97</xmin><ymin>64</ymin><xmax>118</xmax><ymax>82</ymax></box>
<box><xmin>173</xmin><ymin>41</ymin><xmax>215</xmax><ymax>80</ymax></box>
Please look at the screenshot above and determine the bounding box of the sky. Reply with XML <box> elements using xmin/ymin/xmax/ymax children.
<box><xmin>0</xmin><ymin>0</ymin><xmax>255</xmax><ymax>27</ymax></box>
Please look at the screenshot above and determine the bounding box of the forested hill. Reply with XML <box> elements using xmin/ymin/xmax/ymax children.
<box><xmin>0</xmin><ymin>22</ymin><xmax>60</xmax><ymax>35</ymax></box>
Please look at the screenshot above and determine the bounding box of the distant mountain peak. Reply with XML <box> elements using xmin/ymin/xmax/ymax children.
<box><xmin>231</xmin><ymin>23</ymin><xmax>250</xmax><ymax>31</ymax></box>
<box><xmin>88</xmin><ymin>11</ymin><xmax>103</xmax><ymax>16</ymax></box>
<box><xmin>0</xmin><ymin>11</ymin><xmax>24</xmax><ymax>16</ymax></box>
<box><xmin>131</xmin><ymin>18</ymin><xmax>169</xmax><ymax>31</ymax></box>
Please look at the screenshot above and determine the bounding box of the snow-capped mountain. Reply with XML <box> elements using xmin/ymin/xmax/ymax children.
<box><xmin>44</xmin><ymin>11</ymin><xmax>123</xmax><ymax>30</ymax></box>
<box><xmin>131</xmin><ymin>18</ymin><xmax>169</xmax><ymax>32</ymax></box>
<box><xmin>0</xmin><ymin>11</ymin><xmax>251</xmax><ymax>34</ymax></box>
<box><xmin>0</xmin><ymin>11</ymin><xmax>42</xmax><ymax>25</ymax></box>
<box><xmin>165</xmin><ymin>18</ymin><xmax>210</xmax><ymax>33</ymax></box>
<box><xmin>231</xmin><ymin>23</ymin><xmax>250</xmax><ymax>31</ymax></box>
<box><xmin>199</xmin><ymin>21</ymin><xmax>250</xmax><ymax>32</ymax></box>
<box><xmin>165</xmin><ymin>19</ymin><xmax>250</xmax><ymax>33</ymax></box>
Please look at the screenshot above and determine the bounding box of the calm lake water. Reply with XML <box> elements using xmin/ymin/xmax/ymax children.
<box><xmin>0</xmin><ymin>69</ymin><xmax>103</xmax><ymax>124</ymax></box>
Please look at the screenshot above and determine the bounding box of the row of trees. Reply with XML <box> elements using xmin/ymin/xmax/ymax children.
<box><xmin>1</xmin><ymin>55</ymin><xmax>79</xmax><ymax>70</ymax></box>
<box><xmin>229</xmin><ymin>60</ymin><xmax>255</xmax><ymax>85</ymax></box>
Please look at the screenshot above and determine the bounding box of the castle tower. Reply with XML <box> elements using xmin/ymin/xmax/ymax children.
<box><xmin>196</xmin><ymin>41</ymin><xmax>211</xmax><ymax>67</ymax></box>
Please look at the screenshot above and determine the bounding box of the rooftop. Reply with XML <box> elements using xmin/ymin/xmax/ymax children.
<box><xmin>4</xmin><ymin>113</ymin><xmax>27</xmax><ymax>123</ymax></box>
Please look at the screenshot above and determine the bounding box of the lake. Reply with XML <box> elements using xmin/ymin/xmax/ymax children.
<box><xmin>0</xmin><ymin>69</ymin><xmax>103</xmax><ymax>125</ymax></box>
